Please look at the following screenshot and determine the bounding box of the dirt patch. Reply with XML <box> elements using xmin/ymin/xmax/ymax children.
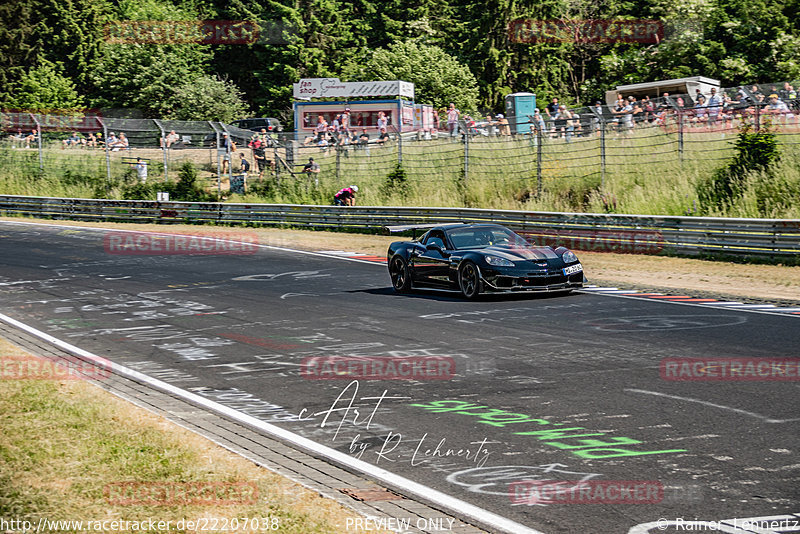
<box><xmin>4</xmin><ymin>216</ymin><xmax>799</xmax><ymax>305</ymax></box>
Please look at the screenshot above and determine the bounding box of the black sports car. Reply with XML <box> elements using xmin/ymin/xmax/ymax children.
<box><xmin>387</xmin><ymin>223</ymin><xmax>585</xmax><ymax>298</ymax></box>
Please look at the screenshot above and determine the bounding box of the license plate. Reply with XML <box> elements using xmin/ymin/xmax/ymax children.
<box><xmin>563</xmin><ymin>263</ymin><xmax>583</xmax><ymax>276</ymax></box>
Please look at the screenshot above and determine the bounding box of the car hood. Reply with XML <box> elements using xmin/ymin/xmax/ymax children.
<box><xmin>479</xmin><ymin>245</ymin><xmax>562</xmax><ymax>262</ymax></box>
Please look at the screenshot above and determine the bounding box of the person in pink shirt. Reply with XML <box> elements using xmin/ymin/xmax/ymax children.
<box><xmin>446</xmin><ymin>103</ymin><xmax>460</xmax><ymax>137</ymax></box>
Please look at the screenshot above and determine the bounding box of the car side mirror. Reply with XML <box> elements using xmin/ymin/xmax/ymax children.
<box><xmin>426</xmin><ymin>242</ymin><xmax>443</xmax><ymax>252</ymax></box>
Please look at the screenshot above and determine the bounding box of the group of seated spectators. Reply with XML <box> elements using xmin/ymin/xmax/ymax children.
<box><xmin>303</xmin><ymin>111</ymin><xmax>391</xmax><ymax>151</ymax></box>
<box><xmin>5</xmin><ymin>129</ymin><xmax>133</xmax><ymax>150</ymax></box>
<box><xmin>56</xmin><ymin>131</ymin><xmax>128</xmax><ymax>149</ymax></box>
<box><xmin>528</xmin><ymin>81</ymin><xmax>799</xmax><ymax>138</ymax></box>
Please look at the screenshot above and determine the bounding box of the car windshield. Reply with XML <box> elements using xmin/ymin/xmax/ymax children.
<box><xmin>446</xmin><ymin>227</ymin><xmax>531</xmax><ymax>250</ymax></box>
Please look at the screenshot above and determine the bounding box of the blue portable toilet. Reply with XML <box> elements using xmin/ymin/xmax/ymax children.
<box><xmin>505</xmin><ymin>92</ymin><xmax>537</xmax><ymax>134</ymax></box>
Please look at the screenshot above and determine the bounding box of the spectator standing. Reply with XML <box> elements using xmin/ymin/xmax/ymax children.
<box><xmin>135</xmin><ymin>158</ymin><xmax>148</xmax><ymax>183</ymax></box>
<box><xmin>706</xmin><ymin>87</ymin><xmax>722</xmax><ymax>126</ymax></box>
<box><xmin>314</xmin><ymin>115</ymin><xmax>328</xmax><ymax>138</ymax></box>
<box><xmin>334</xmin><ymin>185</ymin><xmax>358</xmax><ymax>206</ymax></box>
<box><xmin>631</xmin><ymin>98</ymin><xmax>645</xmax><ymax>126</ymax></box>
<box><xmin>562</xmin><ymin>108</ymin><xmax>575</xmax><ymax>142</ymax></box>
<box><xmin>692</xmin><ymin>95</ymin><xmax>708</xmax><ymax>126</ymax></box>
<box><xmin>252</xmin><ymin>140</ymin><xmax>268</xmax><ymax>179</ymax></box>
<box><xmin>611</xmin><ymin>95</ymin><xmax>625</xmax><ymax>132</ymax></box>
<box><xmin>446</xmin><ymin>103</ymin><xmax>460</xmax><ymax>137</ymax></box>
<box><xmin>377</xmin><ymin>111</ymin><xmax>388</xmax><ymax>131</ymax></box>
<box><xmin>258</xmin><ymin>128</ymin><xmax>273</xmax><ymax>148</ymax></box>
<box><xmin>494</xmin><ymin>114</ymin><xmax>509</xmax><ymax>136</ymax></box>
<box><xmin>643</xmin><ymin>96</ymin><xmax>655</xmax><ymax>122</ymax></box>
<box><xmin>552</xmin><ymin>105</ymin><xmax>568</xmax><ymax>138</ymax></box>
<box><xmin>546</xmin><ymin>97</ymin><xmax>559</xmax><ymax>118</ymax></box>
<box><xmin>622</xmin><ymin>97</ymin><xmax>634</xmax><ymax>132</ymax></box>
<box><xmin>220</xmin><ymin>132</ymin><xmax>234</xmax><ymax>174</ymax></box>
<box><xmin>377</xmin><ymin>127</ymin><xmax>390</xmax><ymax>144</ymax></box>
<box><xmin>342</xmin><ymin>108</ymin><xmax>351</xmax><ymax>135</ymax></box>
<box><xmin>526</xmin><ymin>109</ymin><xmax>546</xmax><ymax>146</ymax></box>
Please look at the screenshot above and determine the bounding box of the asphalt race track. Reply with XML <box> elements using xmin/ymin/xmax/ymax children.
<box><xmin>1</xmin><ymin>220</ymin><xmax>798</xmax><ymax>534</ymax></box>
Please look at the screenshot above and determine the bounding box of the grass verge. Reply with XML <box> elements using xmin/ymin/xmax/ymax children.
<box><xmin>0</xmin><ymin>337</ymin><xmax>386</xmax><ymax>533</ymax></box>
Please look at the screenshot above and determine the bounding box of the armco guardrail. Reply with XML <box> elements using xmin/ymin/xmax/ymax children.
<box><xmin>0</xmin><ymin>195</ymin><xmax>798</xmax><ymax>258</ymax></box>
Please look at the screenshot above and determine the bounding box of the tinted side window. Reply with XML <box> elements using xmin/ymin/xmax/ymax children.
<box><xmin>424</xmin><ymin>230</ymin><xmax>447</xmax><ymax>249</ymax></box>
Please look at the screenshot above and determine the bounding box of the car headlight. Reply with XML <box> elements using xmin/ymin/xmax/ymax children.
<box><xmin>561</xmin><ymin>250</ymin><xmax>578</xmax><ymax>263</ymax></box>
<box><xmin>485</xmin><ymin>255</ymin><xmax>515</xmax><ymax>267</ymax></box>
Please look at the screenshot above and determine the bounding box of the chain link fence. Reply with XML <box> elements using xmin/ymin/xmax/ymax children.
<box><xmin>2</xmin><ymin>79</ymin><xmax>798</xmax><ymax>204</ymax></box>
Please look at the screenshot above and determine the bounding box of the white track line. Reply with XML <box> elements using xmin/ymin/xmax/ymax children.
<box><xmin>624</xmin><ymin>389</ymin><xmax>800</xmax><ymax>424</ymax></box>
<box><xmin>0</xmin><ymin>311</ymin><xmax>544</xmax><ymax>534</ymax></box>
<box><xmin>2</xmin><ymin>219</ymin><xmax>797</xmax><ymax>318</ymax></box>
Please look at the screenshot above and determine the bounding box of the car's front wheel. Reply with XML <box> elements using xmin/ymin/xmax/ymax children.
<box><xmin>389</xmin><ymin>256</ymin><xmax>412</xmax><ymax>293</ymax></box>
<box><xmin>458</xmin><ymin>261</ymin><xmax>482</xmax><ymax>299</ymax></box>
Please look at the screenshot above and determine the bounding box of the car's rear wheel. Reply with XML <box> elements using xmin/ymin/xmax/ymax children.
<box><xmin>389</xmin><ymin>256</ymin><xmax>412</xmax><ymax>293</ymax></box>
<box><xmin>458</xmin><ymin>261</ymin><xmax>482</xmax><ymax>299</ymax></box>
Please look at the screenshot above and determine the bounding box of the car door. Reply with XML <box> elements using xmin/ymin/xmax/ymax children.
<box><xmin>410</xmin><ymin>230</ymin><xmax>451</xmax><ymax>287</ymax></box>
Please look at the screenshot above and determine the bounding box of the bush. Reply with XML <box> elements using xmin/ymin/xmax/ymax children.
<box><xmin>121</xmin><ymin>162</ymin><xmax>218</xmax><ymax>202</ymax></box>
<box><xmin>697</xmin><ymin>122</ymin><xmax>780</xmax><ymax>212</ymax></box>
<box><xmin>381</xmin><ymin>163</ymin><xmax>410</xmax><ymax>201</ymax></box>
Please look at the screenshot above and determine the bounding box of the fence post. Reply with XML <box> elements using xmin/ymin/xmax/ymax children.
<box><xmin>274</xmin><ymin>144</ymin><xmax>280</xmax><ymax>183</ymax></box>
<box><xmin>335</xmin><ymin>144</ymin><xmax>341</xmax><ymax>182</ymax></box>
<box><xmin>220</xmin><ymin>123</ymin><xmax>232</xmax><ymax>196</ymax></box>
<box><xmin>29</xmin><ymin>114</ymin><xmax>43</xmax><ymax>170</ymax></box>
<box><xmin>97</xmin><ymin>117</ymin><xmax>111</xmax><ymax>187</ymax></box>
<box><xmin>463</xmin><ymin>127</ymin><xmax>469</xmax><ymax>185</ymax></box>
<box><xmin>397</xmin><ymin>127</ymin><xmax>403</xmax><ymax>166</ymax></box>
<box><xmin>153</xmin><ymin>119</ymin><xmax>168</xmax><ymax>180</ymax></box>
<box><xmin>208</xmin><ymin>121</ymin><xmax>222</xmax><ymax>195</ymax></box>
<box><xmin>678</xmin><ymin>111</ymin><xmax>684</xmax><ymax>161</ymax></box>
<box><xmin>599</xmin><ymin>120</ymin><xmax>606</xmax><ymax>190</ymax></box>
<box><xmin>755</xmin><ymin>103</ymin><xmax>761</xmax><ymax>132</ymax></box>
<box><xmin>536</xmin><ymin>126</ymin><xmax>543</xmax><ymax>195</ymax></box>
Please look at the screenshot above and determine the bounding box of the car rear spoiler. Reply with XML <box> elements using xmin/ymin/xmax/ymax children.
<box><xmin>383</xmin><ymin>222</ymin><xmax>465</xmax><ymax>238</ymax></box>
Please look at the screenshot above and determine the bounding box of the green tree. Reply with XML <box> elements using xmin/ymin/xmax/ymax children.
<box><xmin>0</xmin><ymin>0</ymin><xmax>110</xmax><ymax>104</ymax></box>
<box><xmin>210</xmin><ymin>0</ymin><xmax>373</xmax><ymax>121</ymax></box>
<box><xmin>5</xmin><ymin>60</ymin><xmax>84</xmax><ymax>112</ymax></box>
<box><xmin>166</xmin><ymin>75</ymin><xmax>249</xmax><ymax>122</ymax></box>
<box><xmin>343</xmin><ymin>40</ymin><xmax>479</xmax><ymax>110</ymax></box>
<box><xmin>86</xmin><ymin>0</ymin><xmax>212</xmax><ymax>116</ymax></box>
